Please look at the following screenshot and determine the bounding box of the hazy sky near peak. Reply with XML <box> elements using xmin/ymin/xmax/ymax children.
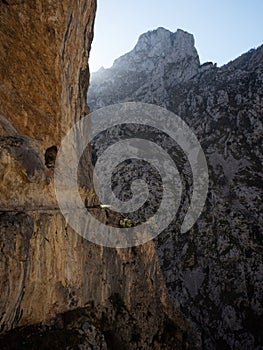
<box><xmin>89</xmin><ymin>0</ymin><xmax>263</xmax><ymax>72</ymax></box>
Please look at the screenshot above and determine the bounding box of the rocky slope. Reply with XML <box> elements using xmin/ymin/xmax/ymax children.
<box><xmin>87</xmin><ymin>28</ymin><xmax>263</xmax><ymax>349</ymax></box>
<box><xmin>0</xmin><ymin>5</ymin><xmax>193</xmax><ymax>350</ymax></box>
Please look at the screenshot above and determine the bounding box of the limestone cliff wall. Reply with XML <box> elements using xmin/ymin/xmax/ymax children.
<box><xmin>1</xmin><ymin>210</ymin><xmax>190</xmax><ymax>348</ymax></box>
<box><xmin>0</xmin><ymin>0</ymin><xmax>96</xmax><ymax>331</ymax></box>
<box><xmin>0</xmin><ymin>0</ymin><xmax>96</xmax><ymax>209</ymax></box>
<box><xmin>0</xmin><ymin>2</ymin><xmax>191</xmax><ymax>348</ymax></box>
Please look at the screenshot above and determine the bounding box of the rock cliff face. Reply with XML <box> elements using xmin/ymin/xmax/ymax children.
<box><xmin>87</xmin><ymin>28</ymin><xmax>263</xmax><ymax>349</ymax></box>
<box><xmin>0</xmin><ymin>3</ymin><xmax>193</xmax><ymax>349</ymax></box>
<box><xmin>0</xmin><ymin>0</ymin><xmax>96</xmax><ymax>208</ymax></box>
<box><xmin>0</xmin><ymin>0</ymin><xmax>95</xmax><ymax>331</ymax></box>
<box><xmin>0</xmin><ymin>0</ymin><xmax>94</xmax><ymax>145</ymax></box>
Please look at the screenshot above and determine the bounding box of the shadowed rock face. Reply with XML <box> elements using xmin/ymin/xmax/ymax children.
<box><xmin>87</xmin><ymin>28</ymin><xmax>263</xmax><ymax>349</ymax></box>
<box><xmin>0</xmin><ymin>3</ymin><xmax>193</xmax><ymax>349</ymax></box>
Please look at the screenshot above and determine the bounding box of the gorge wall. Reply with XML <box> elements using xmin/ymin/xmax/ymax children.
<box><xmin>0</xmin><ymin>3</ymin><xmax>192</xmax><ymax>349</ymax></box>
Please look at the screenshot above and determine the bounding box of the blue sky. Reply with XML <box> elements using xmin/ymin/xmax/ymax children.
<box><xmin>89</xmin><ymin>0</ymin><xmax>263</xmax><ymax>72</ymax></box>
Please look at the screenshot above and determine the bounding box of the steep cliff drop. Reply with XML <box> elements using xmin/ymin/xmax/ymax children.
<box><xmin>0</xmin><ymin>2</ymin><xmax>193</xmax><ymax>349</ymax></box>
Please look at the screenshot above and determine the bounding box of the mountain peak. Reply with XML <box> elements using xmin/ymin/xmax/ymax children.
<box><xmin>136</xmin><ymin>27</ymin><xmax>195</xmax><ymax>47</ymax></box>
<box><xmin>133</xmin><ymin>27</ymin><xmax>196</xmax><ymax>58</ymax></box>
<box><xmin>89</xmin><ymin>27</ymin><xmax>200</xmax><ymax>109</ymax></box>
<box><xmin>135</xmin><ymin>27</ymin><xmax>171</xmax><ymax>51</ymax></box>
<box><xmin>108</xmin><ymin>27</ymin><xmax>199</xmax><ymax>74</ymax></box>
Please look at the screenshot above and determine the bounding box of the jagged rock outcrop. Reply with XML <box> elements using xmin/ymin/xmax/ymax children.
<box><xmin>87</xmin><ymin>28</ymin><xmax>263</xmax><ymax>349</ymax></box>
<box><xmin>0</xmin><ymin>3</ymin><xmax>194</xmax><ymax>350</ymax></box>
<box><xmin>88</xmin><ymin>27</ymin><xmax>200</xmax><ymax>108</ymax></box>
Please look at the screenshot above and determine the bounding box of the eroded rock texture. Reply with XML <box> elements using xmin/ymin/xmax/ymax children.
<box><xmin>0</xmin><ymin>3</ymin><xmax>192</xmax><ymax>349</ymax></box>
<box><xmin>87</xmin><ymin>28</ymin><xmax>263</xmax><ymax>349</ymax></box>
<box><xmin>0</xmin><ymin>0</ymin><xmax>96</xmax><ymax>208</ymax></box>
<box><xmin>1</xmin><ymin>212</ymin><xmax>192</xmax><ymax>349</ymax></box>
<box><xmin>0</xmin><ymin>0</ymin><xmax>94</xmax><ymax>144</ymax></box>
